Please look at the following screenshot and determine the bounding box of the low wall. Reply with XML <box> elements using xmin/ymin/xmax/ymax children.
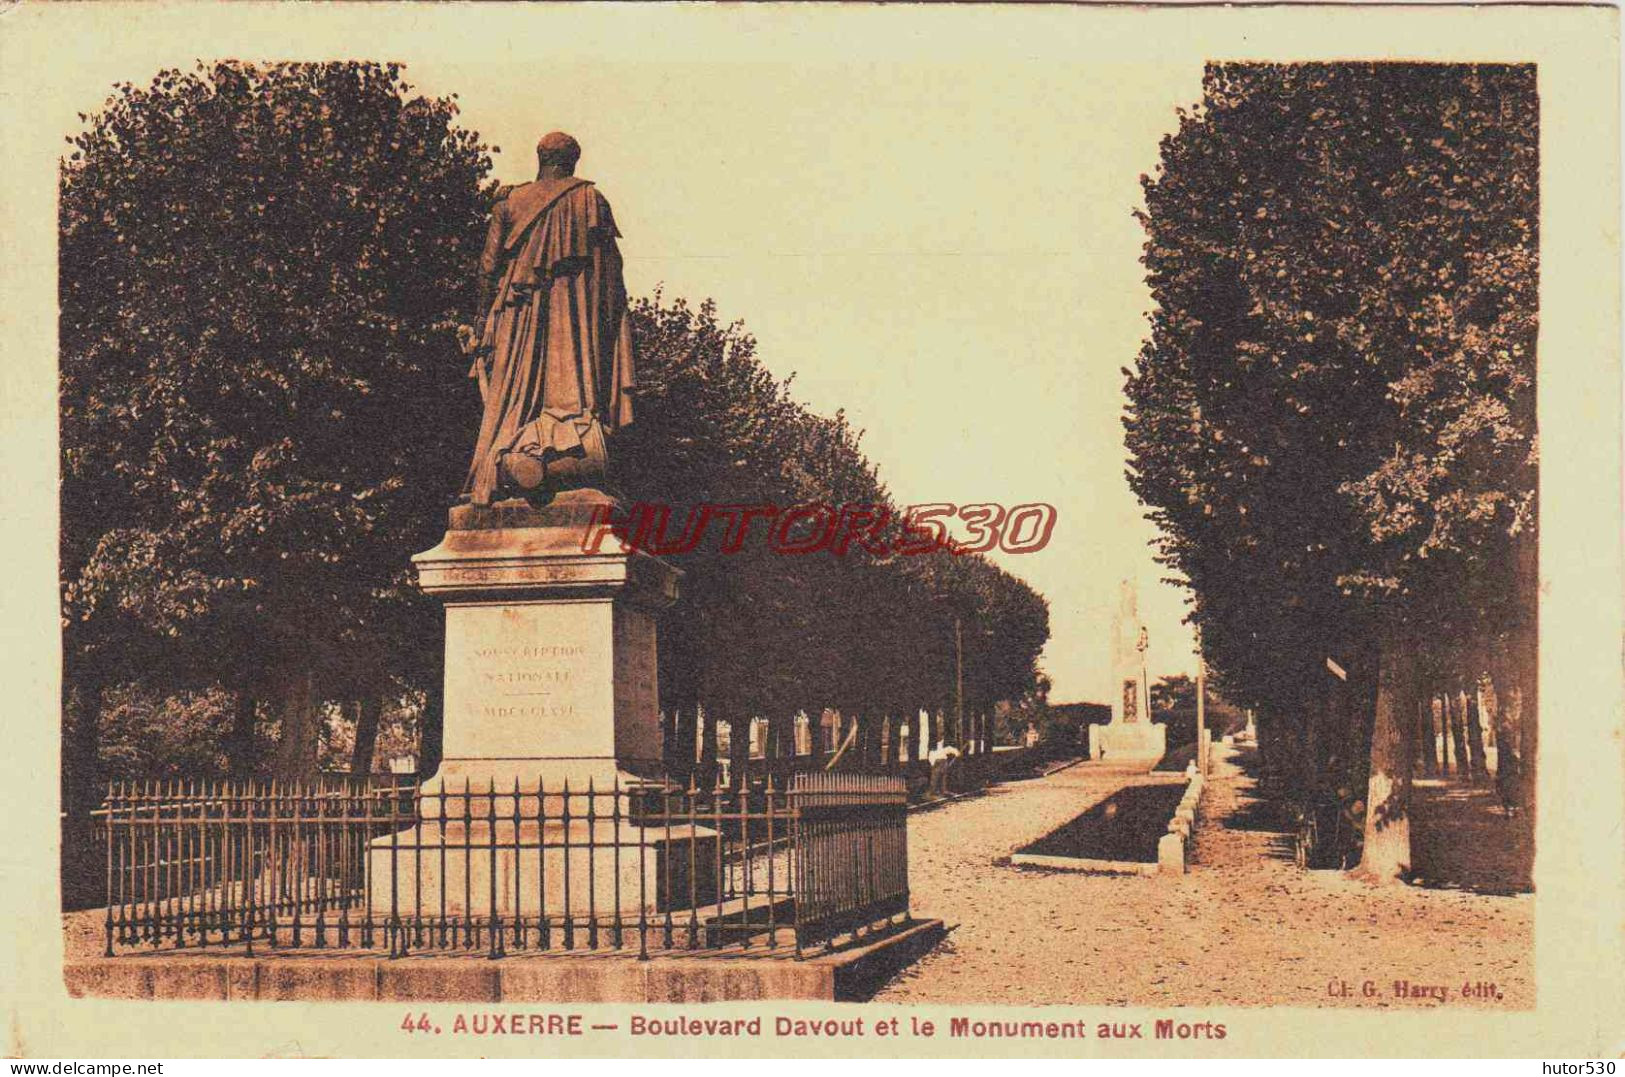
<box><xmin>1157</xmin><ymin>765</ymin><xmax>1207</xmax><ymax>875</ymax></box>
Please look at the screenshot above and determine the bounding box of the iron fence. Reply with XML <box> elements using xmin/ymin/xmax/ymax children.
<box><xmin>793</xmin><ymin>773</ymin><xmax>910</xmax><ymax>943</ymax></box>
<box><xmin>97</xmin><ymin>769</ymin><xmax>908</xmax><ymax>960</ymax></box>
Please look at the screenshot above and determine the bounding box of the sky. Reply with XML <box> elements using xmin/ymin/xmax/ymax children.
<box><xmin>40</xmin><ymin>13</ymin><xmax>1213</xmax><ymax>703</ymax></box>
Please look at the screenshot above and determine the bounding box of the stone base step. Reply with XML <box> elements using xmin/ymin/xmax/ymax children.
<box><xmin>65</xmin><ymin>918</ymin><xmax>949</xmax><ymax>1002</ymax></box>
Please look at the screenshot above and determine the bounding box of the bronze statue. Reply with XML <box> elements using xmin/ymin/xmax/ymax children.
<box><xmin>459</xmin><ymin>132</ymin><xmax>635</xmax><ymax>505</ymax></box>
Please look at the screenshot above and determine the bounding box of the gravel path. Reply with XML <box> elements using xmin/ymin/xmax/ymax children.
<box><xmin>874</xmin><ymin>744</ymin><xmax>1533</xmax><ymax>1008</ymax></box>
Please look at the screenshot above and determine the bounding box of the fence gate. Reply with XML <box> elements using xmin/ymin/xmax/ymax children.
<box><xmin>790</xmin><ymin>772</ymin><xmax>909</xmax><ymax>950</ymax></box>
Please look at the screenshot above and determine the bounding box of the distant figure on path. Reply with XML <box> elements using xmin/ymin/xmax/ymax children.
<box><xmin>460</xmin><ymin>131</ymin><xmax>636</xmax><ymax>504</ymax></box>
<box><xmin>926</xmin><ymin>743</ymin><xmax>961</xmax><ymax>797</ymax></box>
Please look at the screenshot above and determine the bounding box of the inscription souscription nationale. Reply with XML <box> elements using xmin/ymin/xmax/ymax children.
<box><xmin>462</xmin><ymin>641</ymin><xmax>589</xmax><ymax>722</ymax></box>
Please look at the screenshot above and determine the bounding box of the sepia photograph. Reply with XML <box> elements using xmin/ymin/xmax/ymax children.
<box><xmin>4</xmin><ymin>0</ymin><xmax>1621</xmax><ymax>1063</ymax></box>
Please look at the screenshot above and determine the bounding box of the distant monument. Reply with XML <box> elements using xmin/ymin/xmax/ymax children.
<box><xmin>373</xmin><ymin>132</ymin><xmax>692</xmax><ymax>919</ymax></box>
<box><xmin>1088</xmin><ymin>579</ymin><xmax>1166</xmax><ymax>763</ymax></box>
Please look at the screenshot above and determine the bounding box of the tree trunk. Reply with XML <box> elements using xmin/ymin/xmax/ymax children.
<box><xmin>60</xmin><ymin>676</ymin><xmax>106</xmax><ymax>908</ymax></box>
<box><xmin>770</xmin><ymin>710</ymin><xmax>793</xmax><ymax>787</ymax></box>
<box><xmin>1337</xmin><ymin>652</ymin><xmax>1376</xmax><ymax>811</ymax></box>
<box><xmin>418</xmin><ymin>642</ymin><xmax>446</xmax><ymax>779</ymax></box>
<box><xmin>1254</xmin><ymin>707</ymin><xmax>1277</xmax><ymax>796</ymax></box>
<box><xmin>1464</xmin><ymin>689</ymin><xmax>1487</xmax><ymax>785</ymax></box>
<box><xmin>1517</xmin><ymin>651</ymin><xmax>1537</xmax><ymax>812</ymax></box>
<box><xmin>1447</xmin><ymin>691</ymin><xmax>1471</xmax><ymax>780</ymax></box>
<box><xmin>1431</xmin><ymin>696</ymin><xmax>1447</xmax><ymax>776</ymax></box>
<box><xmin>1502</xmin><ymin>528</ymin><xmax>1538</xmax><ymax>812</ymax></box>
<box><xmin>729</xmin><ymin>712</ymin><xmax>749</xmax><ymax>790</ymax></box>
<box><xmin>271</xmin><ymin>667</ymin><xmax>318</xmax><ymax>779</ymax></box>
<box><xmin>1417</xmin><ymin>697</ymin><xmax>1438</xmax><ymax>776</ymax></box>
<box><xmin>67</xmin><ymin>677</ymin><xmax>105</xmax><ymax>820</ymax></box>
<box><xmin>1289</xmin><ymin>695</ymin><xmax>1318</xmax><ymax>803</ymax></box>
<box><xmin>660</xmin><ymin>708</ymin><xmax>676</xmax><ymax>773</ymax></box>
<box><xmin>1356</xmin><ymin>630</ymin><xmax>1415</xmax><ymax>883</ymax></box>
<box><xmin>1260</xmin><ymin>706</ymin><xmax>1288</xmax><ymax>800</ymax></box>
<box><xmin>1488</xmin><ymin>658</ymin><xmax>1518</xmax><ymax>776</ymax></box>
<box><xmin>227</xmin><ymin>691</ymin><xmax>259</xmax><ymax>779</ymax></box>
<box><xmin>1508</xmin><ymin>684</ymin><xmax>1528</xmax><ymax>797</ymax></box>
<box><xmin>1479</xmin><ymin>683</ymin><xmax>1497</xmax><ymax>750</ymax></box>
<box><xmin>849</xmin><ymin>714</ymin><xmax>869</xmax><ymax>768</ymax></box>
<box><xmin>699</xmin><ymin>706</ymin><xmax>719</xmax><ymax>787</ymax></box>
<box><xmin>1449</xmin><ymin>695</ymin><xmax>1475</xmax><ymax>779</ymax></box>
<box><xmin>1458</xmin><ymin>690</ymin><xmax>1480</xmax><ymax>779</ymax></box>
<box><xmin>350</xmin><ymin>697</ymin><xmax>382</xmax><ymax>775</ymax></box>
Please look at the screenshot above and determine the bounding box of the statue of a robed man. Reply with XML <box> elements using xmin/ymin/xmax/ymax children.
<box><xmin>460</xmin><ymin>131</ymin><xmax>635</xmax><ymax>505</ymax></box>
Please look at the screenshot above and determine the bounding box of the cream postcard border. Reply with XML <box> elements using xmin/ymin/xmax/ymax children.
<box><xmin>1</xmin><ymin>1</ymin><xmax>1619</xmax><ymax>1058</ymax></box>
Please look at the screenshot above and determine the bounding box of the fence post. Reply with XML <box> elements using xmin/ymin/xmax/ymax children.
<box><xmin>243</xmin><ymin>780</ymin><xmax>256</xmax><ymax>957</ymax></box>
<box><xmin>101</xmin><ymin>783</ymin><xmax>114</xmax><ymax>957</ymax></box>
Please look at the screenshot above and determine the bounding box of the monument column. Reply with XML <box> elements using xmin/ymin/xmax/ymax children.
<box><xmin>1089</xmin><ymin>578</ymin><xmax>1166</xmax><ymax>764</ymax></box>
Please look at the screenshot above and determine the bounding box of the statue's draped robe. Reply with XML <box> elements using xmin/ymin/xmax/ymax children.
<box><xmin>462</xmin><ymin>177</ymin><xmax>635</xmax><ymax>504</ymax></box>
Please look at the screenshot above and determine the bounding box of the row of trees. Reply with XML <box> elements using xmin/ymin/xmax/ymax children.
<box><xmin>617</xmin><ymin>295</ymin><xmax>1051</xmax><ymax>731</ymax></box>
<box><xmin>1150</xmin><ymin>673</ymin><xmax>1244</xmax><ymax>758</ymax></box>
<box><xmin>60</xmin><ymin>63</ymin><xmax>1050</xmax><ymax>825</ymax></box>
<box><xmin>1125</xmin><ymin>63</ymin><xmax>1538</xmax><ymax>882</ymax></box>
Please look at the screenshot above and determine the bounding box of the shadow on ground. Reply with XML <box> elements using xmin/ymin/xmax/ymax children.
<box><xmin>1214</xmin><ymin>746</ymin><xmax>1297</xmax><ymax>862</ymax></box>
<box><xmin>1409</xmin><ymin>779</ymin><xmax>1533</xmax><ymax>895</ymax></box>
<box><xmin>1153</xmin><ymin>740</ymin><xmax>1198</xmax><ymax>772</ymax></box>
<box><xmin>1015</xmin><ymin>783</ymin><xmax>1184</xmax><ymax>863</ymax></box>
<box><xmin>1216</xmin><ymin>746</ymin><xmax>1534</xmax><ymax>890</ymax></box>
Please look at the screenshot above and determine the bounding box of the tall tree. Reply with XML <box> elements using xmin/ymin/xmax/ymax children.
<box><xmin>60</xmin><ymin>62</ymin><xmax>495</xmax><ymax>782</ymax></box>
<box><xmin>1126</xmin><ymin>62</ymin><xmax>1537</xmax><ymax>881</ymax></box>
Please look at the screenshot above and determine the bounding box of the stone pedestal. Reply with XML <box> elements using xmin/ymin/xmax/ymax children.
<box><xmin>417</xmin><ymin>490</ymin><xmax>677</xmax><ymax>786</ymax></box>
<box><xmin>371</xmin><ymin>490</ymin><xmax>714</xmax><ymax>918</ymax></box>
<box><xmin>1088</xmin><ymin>719</ymin><xmax>1167</xmax><ymax>763</ymax></box>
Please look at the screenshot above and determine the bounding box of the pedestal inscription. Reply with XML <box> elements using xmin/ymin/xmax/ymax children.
<box><xmin>441</xmin><ymin>601</ymin><xmax>614</xmax><ymax>776</ymax></box>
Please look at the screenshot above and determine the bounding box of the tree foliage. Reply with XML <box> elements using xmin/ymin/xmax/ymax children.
<box><xmin>60</xmin><ymin>61</ymin><xmax>493</xmax><ymax>724</ymax></box>
<box><xmin>1125</xmin><ymin>63</ymin><xmax>1537</xmax><ymax>878</ymax></box>
<box><xmin>620</xmin><ymin>294</ymin><xmax>1051</xmax><ymax>726</ymax></box>
<box><xmin>60</xmin><ymin>63</ymin><xmax>1050</xmax><ymax>788</ymax></box>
